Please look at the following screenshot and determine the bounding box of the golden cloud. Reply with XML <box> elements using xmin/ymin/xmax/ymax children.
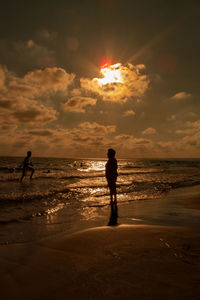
<box><xmin>123</xmin><ymin>110</ymin><xmax>136</xmax><ymax>117</ymax></box>
<box><xmin>1</xmin><ymin>65</ymin><xmax>75</xmax><ymax>99</ymax></box>
<box><xmin>171</xmin><ymin>91</ymin><xmax>192</xmax><ymax>100</ymax></box>
<box><xmin>23</xmin><ymin>67</ymin><xmax>75</xmax><ymax>95</ymax></box>
<box><xmin>0</xmin><ymin>122</ymin><xmax>116</xmax><ymax>157</ymax></box>
<box><xmin>0</xmin><ymin>65</ymin><xmax>6</xmax><ymax>90</ymax></box>
<box><xmin>0</xmin><ymin>65</ymin><xmax>77</xmax><ymax>127</ymax></box>
<box><xmin>76</xmin><ymin>122</ymin><xmax>116</xmax><ymax>135</ymax></box>
<box><xmin>142</xmin><ymin>127</ymin><xmax>156</xmax><ymax>135</ymax></box>
<box><xmin>80</xmin><ymin>63</ymin><xmax>150</xmax><ymax>103</ymax></box>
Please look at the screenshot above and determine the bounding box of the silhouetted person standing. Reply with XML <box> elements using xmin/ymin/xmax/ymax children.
<box><xmin>20</xmin><ymin>151</ymin><xmax>35</xmax><ymax>182</ymax></box>
<box><xmin>106</xmin><ymin>148</ymin><xmax>118</xmax><ymax>203</ymax></box>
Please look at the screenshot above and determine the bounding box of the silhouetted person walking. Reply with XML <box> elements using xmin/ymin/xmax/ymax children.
<box><xmin>106</xmin><ymin>148</ymin><xmax>118</xmax><ymax>204</ymax></box>
<box><xmin>20</xmin><ymin>151</ymin><xmax>35</xmax><ymax>182</ymax></box>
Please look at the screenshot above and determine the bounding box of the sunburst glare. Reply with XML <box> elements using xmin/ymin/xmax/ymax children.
<box><xmin>96</xmin><ymin>63</ymin><xmax>123</xmax><ymax>85</ymax></box>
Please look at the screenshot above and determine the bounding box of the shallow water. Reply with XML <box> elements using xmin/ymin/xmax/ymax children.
<box><xmin>0</xmin><ymin>157</ymin><xmax>200</xmax><ymax>244</ymax></box>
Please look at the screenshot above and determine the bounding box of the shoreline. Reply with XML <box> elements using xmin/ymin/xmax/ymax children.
<box><xmin>0</xmin><ymin>224</ymin><xmax>200</xmax><ymax>299</ymax></box>
<box><xmin>0</xmin><ymin>183</ymin><xmax>200</xmax><ymax>246</ymax></box>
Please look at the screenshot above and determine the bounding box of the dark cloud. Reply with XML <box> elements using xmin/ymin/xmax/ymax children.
<box><xmin>28</xmin><ymin>129</ymin><xmax>53</xmax><ymax>136</ymax></box>
<box><xmin>63</xmin><ymin>96</ymin><xmax>97</xmax><ymax>112</ymax></box>
<box><xmin>0</xmin><ymin>39</ymin><xmax>57</xmax><ymax>73</ymax></box>
<box><xmin>0</xmin><ymin>100</ymin><xmax>13</xmax><ymax>108</ymax></box>
<box><xmin>12</xmin><ymin>106</ymin><xmax>57</xmax><ymax>124</ymax></box>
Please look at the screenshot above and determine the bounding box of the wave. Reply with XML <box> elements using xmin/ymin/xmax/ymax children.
<box><xmin>0</xmin><ymin>169</ymin><xmax>165</xmax><ymax>182</ymax></box>
<box><xmin>0</xmin><ymin>187</ymin><xmax>76</xmax><ymax>204</ymax></box>
<box><xmin>1</xmin><ymin>174</ymin><xmax>200</xmax><ymax>203</ymax></box>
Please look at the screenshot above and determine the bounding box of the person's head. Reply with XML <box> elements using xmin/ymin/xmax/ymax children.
<box><xmin>107</xmin><ymin>148</ymin><xmax>116</xmax><ymax>158</ymax></box>
<box><xmin>27</xmin><ymin>151</ymin><xmax>32</xmax><ymax>157</ymax></box>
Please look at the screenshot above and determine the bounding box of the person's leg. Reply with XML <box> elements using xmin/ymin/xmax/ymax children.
<box><xmin>29</xmin><ymin>167</ymin><xmax>35</xmax><ymax>179</ymax></box>
<box><xmin>114</xmin><ymin>191</ymin><xmax>117</xmax><ymax>203</ymax></box>
<box><xmin>20</xmin><ymin>168</ymin><xmax>26</xmax><ymax>182</ymax></box>
<box><xmin>113</xmin><ymin>182</ymin><xmax>117</xmax><ymax>204</ymax></box>
<box><xmin>110</xmin><ymin>189</ymin><xmax>113</xmax><ymax>202</ymax></box>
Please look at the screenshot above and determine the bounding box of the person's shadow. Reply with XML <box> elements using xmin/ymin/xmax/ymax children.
<box><xmin>108</xmin><ymin>201</ymin><xmax>118</xmax><ymax>226</ymax></box>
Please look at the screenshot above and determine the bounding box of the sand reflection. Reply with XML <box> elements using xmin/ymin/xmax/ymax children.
<box><xmin>108</xmin><ymin>201</ymin><xmax>118</xmax><ymax>226</ymax></box>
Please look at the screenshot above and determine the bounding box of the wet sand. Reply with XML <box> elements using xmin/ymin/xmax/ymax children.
<box><xmin>0</xmin><ymin>225</ymin><xmax>200</xmax><ymax>300</ymax></box>
<box><xmin>168</xmin><ymin>185</ymin><xmax>200</xmax><ymax>211</ymax></box>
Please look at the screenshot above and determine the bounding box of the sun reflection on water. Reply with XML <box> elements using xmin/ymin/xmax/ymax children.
<box><xmin>46</xmin><ymin>203</ymin><xmax>65</xmax><ymax>215</ymax></box>
<box><xmin>78</xmin><ymin>161</ymin><xmax>106</xmax><ymax>172</ymax></box>
<box><xmin>80</xmin><ymin>206</ymin><xmax>100</xmax><ymax>221</ymax></box>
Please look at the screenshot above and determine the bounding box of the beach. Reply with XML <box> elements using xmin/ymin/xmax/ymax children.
<box><xmin>0</xmin><ymin>158</ymin><xmax>200</xmax><ymax>299</ymax></box>
<box><xmin>0</xmin><ymin>185</ymin><xmax>200</xmax><ymax>299</ymax></box>
<box><xmin>0</xmin><ymin>224</ymin><xmax>200</xmax><ymax>300</ymax></box>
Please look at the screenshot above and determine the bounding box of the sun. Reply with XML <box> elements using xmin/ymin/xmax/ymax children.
<box><xmin>96</xmin><ymin>63</ymin><xmax>123</xmax><ymax>85</ymax></box>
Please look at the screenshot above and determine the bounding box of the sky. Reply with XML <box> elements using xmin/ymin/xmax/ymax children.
<box><xmin>0</xmin><ymin>0</ymin><xmax>200</xmax><ymax>158</ymax></box>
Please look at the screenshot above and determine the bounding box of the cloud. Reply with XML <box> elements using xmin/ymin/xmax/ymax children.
<box><xmin>142</xmin><ymin>127</ymin><xmax>156</xmax><ymax>135</ymax></box>
<box><xmin>181</xmin><ymin>133</ymin><xmax>200</xmax><ymax>148</ymax></box>
<box><xmin>186</xmin><ymin>120</ymin><xmax>200</xmax><ymax>128</ymax></box>
<box><xmin>113</xmin><ymin>134</ymin><xmax>156</xmax><ymax>157</ymax></box>
<box><xmin>0</xmin><ymin>121</ymin><xmax>117</xmax><ymax>157</ymax></box>
<box><xmin>62</xmin><ymin>96</ymin><xmax>97</xmax><ymax>112</ymax></box>
<box><xmin>28</xmin><ymin>129</ymin><xmax>54</xmax><ymax>136</ymax></box>
<box><xmin>0</xmin><ymin>65</ymin><xmax>77</xmax><ymax>127</ymax></box>
<box><xmin>70</xmin><ymin>88</ymin><xmax>81</xmax><ymax>96</ymax></box>
<box><xmin>0</xmin><ymin>95</ymin><xmax>58</xmax><ymax>126</ymax></box>
<box><xmin>12</xmin><ymin>103</ymin><xmax>58</xmax><ymax>125</ymax></box>
<box><xmin>171</xmin><ymin>91</ymin><xmax>191</xmax><ymax>100</ymax></box>
<box><xmin>0</xmin><ymin>65</ymin><xmax>75</xmax><ymax>98</ymax></box>
<box><xmin>175</xmin><ymin>120</ymin><xmax>200</xmax><ymax>135</ymax></box>
<box><xmin>0</xmin><ymin>99</ymin><xmax>13</xmax><ymax>108</ymax></box>
<box><xmin>80</xmin><ymin>63</ymin><xmax>150</xmax><ymax>103</ymax></box>
<box><xmin>23</xmin><ymin>67</ymin><xmax>75</xmax><ymax>95</ymax></box>
<box><xmin>0</xmin><ymin>65</ymin><xmax>6</xmax><ymax>90</ymax></box>
<box><xmin>75</xmin><ymin>122</ymin><xmax>116</xmax><ymax>136</ymax></box>
<box><xmin>114</xmin><ymin>134</ymin><xmax>150</xmax><ymax>147</ymax></box>
<box><xmin>2</xmin><ymin>117</ymin><xmax>200</xmax><ymax>158</ymax></box>
<box><xmin>123</xmin><ymin>110</ymin><xmax>136</xmax><ymax>117</ymax></box>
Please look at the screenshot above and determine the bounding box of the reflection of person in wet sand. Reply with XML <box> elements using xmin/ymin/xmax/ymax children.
<box><xmin>20</xmin><ymin>151</ymin><xmax>35</xmax><ymax>182</ymax></box>
<box><xmin>108</xmin><ymin>200</ymin><xmax>118</xmax><ymax>226</ymax></box>
<box><xmin>105</xmin><ymin>148</ymin><xmax>118</xmax><ymax>203</ymax></box>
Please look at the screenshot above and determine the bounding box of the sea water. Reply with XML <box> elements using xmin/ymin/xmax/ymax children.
<box><xmin>0</xmin><ymin>157</ymin><xmax>200</xmax><ymax>243</ymax></box>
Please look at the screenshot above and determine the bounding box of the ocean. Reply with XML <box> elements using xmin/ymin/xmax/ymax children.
<box><xmin>0</xmin><ymin>156</ymin><xmax>200</xmax><ymax>244</ymax></box>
